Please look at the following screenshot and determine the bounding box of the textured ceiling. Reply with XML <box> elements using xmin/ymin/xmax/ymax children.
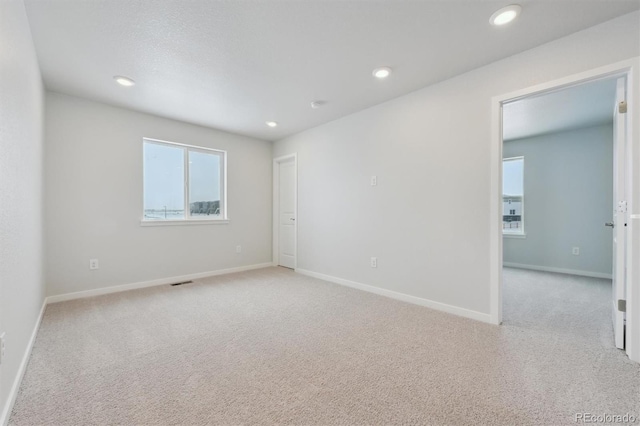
<box><xmin>503</xmin><ymin>78</ymin><xmax>617</xmax><ymax>141</ymax></box>
<box><xmin>24</xmin><ymin>0</ymin><xmax>640</xmax><ymax>141</ymax></box>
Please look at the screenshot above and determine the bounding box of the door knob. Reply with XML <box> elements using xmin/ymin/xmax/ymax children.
<box><xmin>290</xmin><ymin>218</ymin><xmax>295</xmax><ymax>221</ymax></box>
<box><xmin>605</xmin><ymin>222</ymin><xmax>615</xmax><ymax>228</ymax></box>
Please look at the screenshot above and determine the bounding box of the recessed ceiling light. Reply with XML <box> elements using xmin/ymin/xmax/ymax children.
<box><xmin>266</xmin><ymin>121</ymin><xmax>278</xmax><ymax>128</ymax></box>
<box><xmin>113</xmin><ymin>75</ymin><xmax>135</xmax><ymax>87</ymax></box>
<box><xmin>490</xmin><ymin>5</ymin><xmax>521</xmax><ymax>26</ymax></box>
<box><xmin>310</xmin><ymin>100</ymin><xmax>326</xmax><ymax>109</ymax></box>
<box><xmin>372</xmin><ymin>67</ymin><xmax>392</xmax><ymax>79</ymax></box>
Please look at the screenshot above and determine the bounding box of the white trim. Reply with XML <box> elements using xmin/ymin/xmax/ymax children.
<box><xmin>140</xmin><ymin>219</ymin><xmax>230</xmax><ymax>226</ymax></box>
<box><xmin>494</xmin><ymin>61</ymin><xmax>634</xmax><ymax>106</ymax></box>
<box><xmin>490</xmin><ymin>58</ymin><xmax>639</xmax><ymax>360</ymax></box>
<box><xmin>272</xmin><ymin>153</ymin><xmax>298</xmax><ymax>269</ymax></box>
<box><xmin>490</xmin><ymin>79</ymin><xmax>504</xmax><ymax>326</ymax></box>
<box><xmin>623</xmin><ymin>64</ymin><xmax>637</xmax><ymax>362</ymax></box>
<box><xmin>503</xmin><ymin>262</ymin><xmax>613</xmax><ymax>280</ymax></box>
<box><xmin>47</xmin><ymin>263</ymin><xmax>273</xmax><ymax>304</ymax></box>
<box><xmin>503</xmin><ymin>233</ymin><xmax>526</xmax><ymax>239</ymax></box>
<box><xmin>143</xmin><ymin>137</ymin><xmax>226</xmax><ymax>154</ymax></box>
<box><xmin>296</xmin><ymin>268</ymin><xmax>492</xmax><ymax>324</ymax></box>
<box><xmin>1</xmin><ymin>298</ymin><xmax>47</xmax><ymax>426</ymax></box>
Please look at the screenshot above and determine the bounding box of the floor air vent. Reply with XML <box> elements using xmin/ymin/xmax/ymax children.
<box><xmin>170</xmin><ymin>280</ymin><xmax>193</xmax><ymax>287</ymax></box>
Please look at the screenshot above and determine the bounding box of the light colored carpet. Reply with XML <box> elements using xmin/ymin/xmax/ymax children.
<box><xmin>9</xmin><ymin>267</ymin><xmax>640</xmax><ymax>425</ymax></box>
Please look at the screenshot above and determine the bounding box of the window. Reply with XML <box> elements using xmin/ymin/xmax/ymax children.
<box><xmin>503</xmin><ymin>156</ymin><xmax>524</xmax><ymax>235</ymax></box>
<box><xmin>143</xmin><ymin>138</ymin><xmax>226</xmax><ymax>223</ymax></box>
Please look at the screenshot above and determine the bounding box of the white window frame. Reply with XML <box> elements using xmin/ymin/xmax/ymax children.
<box><xmin>141</xmin><ymin>138</ymin><xmax>228</xmax><ymax>226</ymax></box>
<box><xmin>502</xmin><ymin>156</ymin><xmax>525</xmax><ymax>237</ymax></box>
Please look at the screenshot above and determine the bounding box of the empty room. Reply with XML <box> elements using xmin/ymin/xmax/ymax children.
<box><xmin>1</xmin><ymin>1</ymin><xmax>640</xmax><ymax>425</ymax></box>
<box><xmin>501</xmin><ymin>79</ymin><xmax>620</xmax><ymax>339</ymax></box>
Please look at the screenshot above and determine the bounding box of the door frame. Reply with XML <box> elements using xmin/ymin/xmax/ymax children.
<box><xmin>489</xmin><ymin>58</ymin><xmax>639</xmax><ymax>362</ymax></box>
<box><xmin>273</xmin><ymin>153</ymin><xmax>298</xmax><ymax>269</ymax></box>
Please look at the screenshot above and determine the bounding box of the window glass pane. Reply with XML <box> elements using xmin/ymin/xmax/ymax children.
<box><xmin>143</xmin><ymin>142</ymin><xmax>185</xmax><ymax>220</ymax></box>
<box><xmin>503</xmin><ymin>159</ymin><xmax>523</xmax><ymax>196</ymax></box>
<box><xmin>189</xmin><ymin>151</ymin><xmax>221</xmax><ymax>218</ymax></box>
<box><xmin>503</xmin><ymin>158</ymin><xmax>523</xmax><ymax>233</ymax></box>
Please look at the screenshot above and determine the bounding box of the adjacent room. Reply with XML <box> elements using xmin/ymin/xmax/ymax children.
<box><xmin>1</xmin><ymin>1</ymin><xmax>640</xmax><ymax>425</ymax></box>
<box><xmin>501</xmin><ymin>79</ymin><xmax>619</xmax><ymax>340</ymax></box>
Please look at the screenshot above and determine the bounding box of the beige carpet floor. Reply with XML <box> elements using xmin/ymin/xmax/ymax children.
<box><xmin>9</xmin><ymin>267</ymin><xmax>640</xmax><ymax>425</ymax></box>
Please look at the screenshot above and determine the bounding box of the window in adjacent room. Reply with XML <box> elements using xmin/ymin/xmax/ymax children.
<box><xmin>503</xmin><ymin>156</ymin><xmax>524</xmax><ymax>235</ymax></box>
<box><xmin>143</xmin><ymin>138</ymin><xmax>226</xmax><ymax>223</ymax></box>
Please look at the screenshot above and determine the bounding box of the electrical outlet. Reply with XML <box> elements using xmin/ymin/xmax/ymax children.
<box><xmin>89</xmin><ymin>259</ymin><xmax>99</xmax><ymax>270</ymax></box>
<box><xmin>572</xmin><ymin>247</ymin><xmax>580</xmax><ymax>256</ymax></box>
<box><xmin>236</xmin><ymin>245</ymin><xmax>242</xmax><ymax>253</ymax></box>
<box><xmin>370</xmin><ymin>257</ymin><xmax>377</xmax><ymax>268</ymax></box>
<box><xmin>371</xmin><ymin>175</ymin><xmax>377</xmax><ymax>186</ymax></box>
<box><xmin>0</xmin><ymin>332</ymin><xmax>5</xmax><ymax>365</ymax></box>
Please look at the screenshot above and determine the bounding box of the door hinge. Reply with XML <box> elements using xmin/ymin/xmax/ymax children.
<box><xmin>617</xmin><ymin>201</ymin><xmax>628</xmax><ymax>213</ymax></box>
<box><xmin>618</xmin><ymin>299</ymin><xmax>627</xmax><ymax>312</ymax></box>
<box><xmin>619</xmin><ymin>101</ymin><xmax>627</xmax><ymax>114</ymax></box>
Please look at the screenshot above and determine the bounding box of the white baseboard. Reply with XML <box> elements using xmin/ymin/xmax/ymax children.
<box><xmin>295</xmin><ymin>268</ymin><xmax>492</xmax><ymax>324</ymax></box>
<box><xmin>503</xmin><ymin>262</ymin><xmax>613</xmax><ymax>279</ymax></box>
<box><xmin>47</xmin><ymin>262</ymin><xmax>273</xmax><ymax>304</ymax></box>
<box><xmin>1</xmin><ymin>298</ymin><xmax>47</xmax><ymax>426</ymax></box>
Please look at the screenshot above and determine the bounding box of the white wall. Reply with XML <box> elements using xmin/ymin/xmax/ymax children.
<box><xmin>45</xmin><ymin>93</ymin><xmax>272</xmax><ymax>296</ymax></box>
<box><xmin>503</xmin><ymin>124</ymin><xmax>613</xmax><ymax>276</ymax></box>
<box><xmin>273</xmin><ymin>13</ymin><xmax>640</xmax><ymax>318</ymax></box>
<box><xmin>0</xmin><ymin>0</ymin><xmax>45</xmax><ymax>422</ymax></box>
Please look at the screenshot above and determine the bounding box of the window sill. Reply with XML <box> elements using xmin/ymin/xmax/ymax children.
<box><xmin>140</xmin><ymin>219</ymin><xmax>230</xmax><ymax>227</ymax></box>
<box><xmin>503</xmin><ymin>232</ymin><xmax>526</xmax><ymax>239</ymax></box>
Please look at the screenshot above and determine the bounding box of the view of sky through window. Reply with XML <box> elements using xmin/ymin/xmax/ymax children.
<box><xmin>189</xmin><ymin>150</ymin><xmax>220</xmax><ymax>205</ymax></box>
<box><xmin>144</xmin><ymin>142</ymin><xmax>185</xmax><ymax>214</ymax></box>
<box><xmin>503</xmin><ymin>158</ymin><xmax>523</xmax><ymax>196</ymax></box>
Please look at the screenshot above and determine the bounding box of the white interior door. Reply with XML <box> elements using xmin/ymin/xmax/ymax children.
<box><xmin>278</xmin><ymin>160</ymin><xmax>296</xmax><ymax>269</ymax></box>
<box><xmin>611</xmin><ymin>76</ymin><xmax>627</xmax><ymax>349</ymax></box>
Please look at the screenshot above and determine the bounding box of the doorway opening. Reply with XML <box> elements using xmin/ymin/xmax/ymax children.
<box><xmin>273</xmin><ymin>154</ymin><xmax>297</xmax><ymax>269</ymax></box>
<box><xmin>490</xmin><ymin>61</ymin><xmax>636</xmax><ymax>361</ymax></box>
